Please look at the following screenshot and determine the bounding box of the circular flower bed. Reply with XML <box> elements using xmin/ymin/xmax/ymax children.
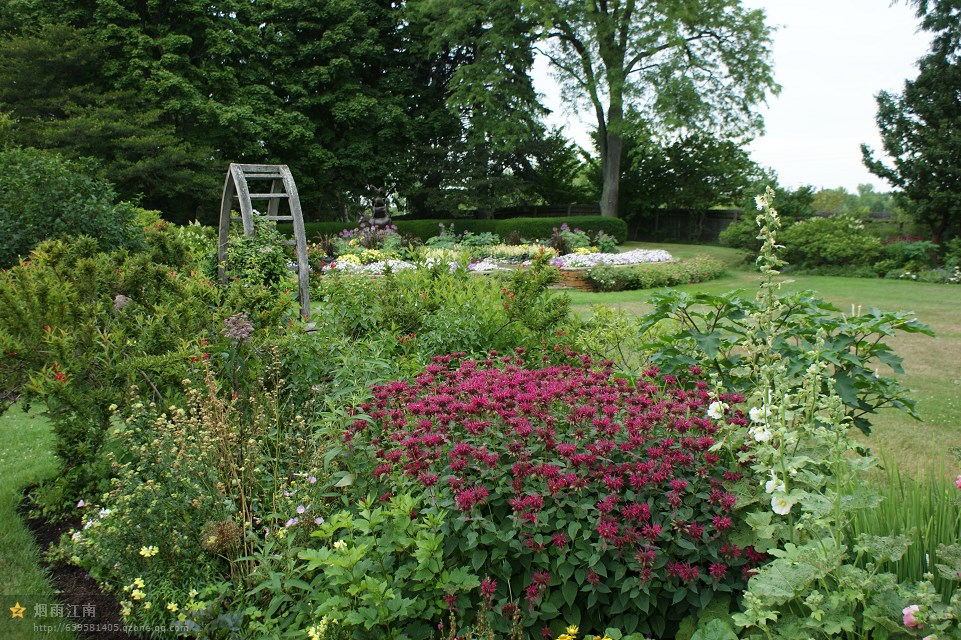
<box><xmin>549</xmin><ymin>248</ymin><xmax>673</xmax><ymax>268</ymax></box>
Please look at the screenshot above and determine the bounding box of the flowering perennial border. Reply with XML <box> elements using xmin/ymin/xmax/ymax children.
<box><xmin>345</xmin><ymin>351</ymin><xmax>762</xmax><ymax>636</ymax></box>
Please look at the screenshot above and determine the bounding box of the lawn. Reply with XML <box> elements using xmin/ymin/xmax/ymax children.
<box><xmin>567</xmin><ymin>242</ymin><xmax>961</xmax><ymax>474</ymax></box>
<box><xmin>0</xmin><ymin>405</ymin><xmax>76</xmax><ymax>640</ymax></box>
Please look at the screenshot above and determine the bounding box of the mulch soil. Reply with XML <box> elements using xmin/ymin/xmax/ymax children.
<box><xmin>18</xmin><ymin>492</ymin><xmax>136</xmax><ymax>640</ymax></box>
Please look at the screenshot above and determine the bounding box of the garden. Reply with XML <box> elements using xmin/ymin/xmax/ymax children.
<box><xmin>4</xmin><ymin>155</ymin><xmax>961</xmax><ymax>640</ymax></box>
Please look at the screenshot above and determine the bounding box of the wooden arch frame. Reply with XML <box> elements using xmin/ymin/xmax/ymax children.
<box><xmin>218</xmin><ymin>163</ymin><xmax>310</xmax><ymax>319</ymax></box>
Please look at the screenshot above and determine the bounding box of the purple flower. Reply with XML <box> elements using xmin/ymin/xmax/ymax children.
<box><xmin>222</xmin><ymin>312</ymin><xmax>254</xmax><ymax>342</ymax></box>
<box><xmin>296</xmin><ymin>505</ymin><xmax>306</xmax><ymax>514</ymax></box>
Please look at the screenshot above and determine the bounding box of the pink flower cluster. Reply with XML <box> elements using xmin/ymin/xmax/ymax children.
<box><xmin>347</xmin><ymin>351</ymin><xmax>760</xmax><ymax>600</ymax></box>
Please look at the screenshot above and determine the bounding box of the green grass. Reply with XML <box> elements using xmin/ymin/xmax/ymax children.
<box><xmin>568</xmin><ymin>242</ymin><xmax>961</xmax><ymax>474</ymax></box>
<box><xmin>0</xmin><ymin>405</ymin><xmax>76</xmax><ymax>640</ymax></box>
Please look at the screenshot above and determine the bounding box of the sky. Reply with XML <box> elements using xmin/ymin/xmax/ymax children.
<box><xmin>534</xmin><ymin>0</ymin><xmax>932</xmax><ymax>193</ymax></box>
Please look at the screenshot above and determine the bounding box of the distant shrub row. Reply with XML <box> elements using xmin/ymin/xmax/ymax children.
<box><xmin>585</xmin><ymin>256</ymin><xmax>725</xmax><ymax>292</ymax></box>
<box><xmin>278</xmin><ymin>215</ymin><xmax>628</xmax><ymax>245</ymax></box>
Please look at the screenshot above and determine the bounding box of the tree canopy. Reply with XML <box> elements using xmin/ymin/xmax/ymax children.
<box><xmin>532</xmin><ymin>0</ymin><xmax>778</xmax><ymax>217</ymax></box>
<box><xmin>0</xmin><ymin>0</ymin><xmax>778</xmax><ymax>223</ymax></box>
<box><xmin>862</xmin><ymin>0</ymin><xmax>961</xmax><ymax>242</ymax></box>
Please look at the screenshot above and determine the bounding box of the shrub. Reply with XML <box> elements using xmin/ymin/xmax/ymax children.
<box><xmin>779</xmin><ymin>215</ymin><xmax>883</xmax><ymax>268</ymax></box>
<box><xmin>0</xmin><ymin>147</ymin><xmax>143</xmax><ymax>267</ymax></box>
<box><xmin>586</xmin><ymin>257</ymin><xmax>725</xmax><ymax>292</ymax></box>
<box><xmin>874</xmin><ymin>239</ymin><xmax>940</xmax><ymax>275</ymax></box>
<box><xmin>248</xmin><ymin>494</ymin><xmax>480</xmax><ymax>640</ymax></box>
<box><xmin>214</xmin><ymin>213</ymin><xmax>296</xmax><ymax>296</ymax></box>
<box><xmin>310</xmin><ymin>257</ymin><xmax>570</xmax><ymax>359</ymax></box>
<box><xmin>1</xmin><ymin>222</ymin><xmax>297</xmax><ymax>514</ymax></box>
<box><xmin>345</xmin><ymin>353</ymin><xmax>758</xmax><ymax>638</ymax></box>
<box><xmin>718</xmin><ymin>217</ymin><xmax>762</xmax><ymax>254</ymax></box>
<box><xmin>943</xmin><ymin>237</ymin><xmax>961</xmax><ymax>269</ymax></box>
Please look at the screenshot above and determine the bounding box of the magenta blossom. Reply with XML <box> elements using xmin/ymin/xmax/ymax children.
<box><xmin>903</xmin><ymin>604</ymin><xmax>922</xmax><ymax>628</ymax></box>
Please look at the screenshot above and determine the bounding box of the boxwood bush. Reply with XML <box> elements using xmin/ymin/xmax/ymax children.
<box><xmin>585</xmin><ymin>256</ymin><xmax>725</xmax><ymax>292</ymax></box>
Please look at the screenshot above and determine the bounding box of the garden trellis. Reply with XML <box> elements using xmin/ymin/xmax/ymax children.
<box><xmin>218</xmin><ymin>163</ymin><xmax>310</xmax><ymax>318</ymax></box>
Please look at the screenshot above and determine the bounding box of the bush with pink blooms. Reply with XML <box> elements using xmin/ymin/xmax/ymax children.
<box><xmin>344</xmin><ymin>350</ymin><xmax>763</xmax><ymax>638</ymax></box>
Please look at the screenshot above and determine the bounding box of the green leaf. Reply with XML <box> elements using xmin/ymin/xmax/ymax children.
<box><xmin>690</xmin><ymin>619</ymin><xmax>739</xmax><ymax>640</ymax></box>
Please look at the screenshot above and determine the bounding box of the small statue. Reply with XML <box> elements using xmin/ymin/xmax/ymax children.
<box><xmin>364</xmin><ymin>185</ymin><xmax>391</xmax><ymax>227</ymax></box>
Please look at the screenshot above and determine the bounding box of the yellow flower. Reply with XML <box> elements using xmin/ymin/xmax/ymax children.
<box><xmin>566</xmin><ymin>626</ymin><xmax>579</xmax><ymax>636</ymax></box>
<box><xmin>333</xmin><ymin>539</ymin><xmax>347</xmax><ymax>551</ymax></box>
<box><xmin>143</xmin><ymin>602</ymin><xmax>152</xmax><ymax>610</ymax></box>
<box><xmin>306</xmin><ymin>618</ymin><xmax>330</xmax><ymax>640</ymax></box>
<box><xmin>167</xmin><ymin>602</ymin><xmax>179</xmax><ymax>613</ymax></box>
<box><xmin>139</xmin><ymin>545</ymin><xmax>159</xmax><ymax>558</ymax></box>
<box><xmin>131</xmin><ymin>589</ymin><xmax>145</xmax><ymax>601</ymax></box>
<box><xmin>188</xmin><ymin>589</ymin><xmax>199</xmax><ymax>599</ymax></box>
<box><xmin>133</xmin><ymin>577</ymin><xmax>145</xmax><ymax>589</ymax></box>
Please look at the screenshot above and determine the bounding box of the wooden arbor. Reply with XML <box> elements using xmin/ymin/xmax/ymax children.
<box><xmin>218</xmin><ymin>164</ymin><xmax>310</xmax><ymax>319</ymax></box>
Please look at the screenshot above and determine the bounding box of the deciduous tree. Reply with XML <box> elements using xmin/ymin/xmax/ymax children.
<box><xmin>531</xmin><ymin>0</ymin><xmax>778</xmax><ymax>217</ymax></box>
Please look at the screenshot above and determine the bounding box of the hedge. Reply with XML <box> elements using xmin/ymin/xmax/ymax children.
<box><xmin>585</xmin><ymin>256</ymin><xmax>725</xmax><ymax>292</ymax></box>
<box><xmin>278</xmin><ymin>216</ymin><xmax>628</xmax><ymax>244</ymax></box>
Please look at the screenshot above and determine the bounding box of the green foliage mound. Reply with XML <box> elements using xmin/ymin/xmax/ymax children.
<box><xmin>0</xmin><ymin>147</ymin><xmax>143</xmax><ymax>268</ymax></box>
<box><xmin>586</xmin><ymin>256</ymin><xmax>725</xmax><ymax>292</ymax></box>
<box><xmin>779</xmin><ymin>216</ymin><xmax>883</xmax><ymax>270</ymax></box>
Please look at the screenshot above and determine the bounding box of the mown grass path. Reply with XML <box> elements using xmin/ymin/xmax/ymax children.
<box><xmin>0</xmin><ymin>405</ymin><xmax>76</xmax><ymax>640</ymax></box>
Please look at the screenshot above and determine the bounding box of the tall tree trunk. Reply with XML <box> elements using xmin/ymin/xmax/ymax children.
<box><xmin>600</xmin><ymin>130</ymin><xmax>622</xmax><ymax>217</ymax></box>
<box><xmin>600</xmin><ymin>100</ymin><xmax>623</xmax><ymax>218</ymax></box>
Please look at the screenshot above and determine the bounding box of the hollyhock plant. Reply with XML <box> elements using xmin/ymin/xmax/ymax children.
<box><xmin>344</xmin><ymin>350</ymin><xmax>759</xmax><ymax>638</ymax></box>
<box><xmin>903</xmin><ymin>604</ymin><xmax>922</xmax><ymax>628</ymax></box>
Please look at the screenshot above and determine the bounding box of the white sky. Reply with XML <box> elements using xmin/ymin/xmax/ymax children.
<box><xmin>534</xmin><ymin>0</ymin><xmax>932</xmax><ymax>193</ymax></box>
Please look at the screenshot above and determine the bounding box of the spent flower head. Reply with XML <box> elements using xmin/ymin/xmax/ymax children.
<box><xmin>222</xmin><ymin>312</ymin><xmax>254</xmax><ymax>342</ymax></box>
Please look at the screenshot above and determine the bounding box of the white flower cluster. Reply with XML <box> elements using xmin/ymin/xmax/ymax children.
<box><xmin>765</xmin><ymin>471</ymin><xmax>793</xmax><ymax>515</ymax></box>
<box><xmin>548</xmin><ymin>248</ymin><xmax>673</xmax><ymax>268</ymax></box>
<box><xmin>466</xmin><ymin>258</ymin><xmax>506</xmax><ymax>272</ymax></box>
<box><xmin>324</xmin><ymin>257</ymin><xmax>507</xmax><ymax>274</ymax></box>
<box><xmin>324</xmin><ymin>259</ymin><xmax>418</xmax><ymax>274</ymax></box>
<box><xmin>748</xmin><ymin>406</ymin><xmax>773</xmax><ymax>442</ymax></box>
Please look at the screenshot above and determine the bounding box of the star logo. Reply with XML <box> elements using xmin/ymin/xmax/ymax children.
<box><xmin>9</xmin><ymin>602</ymin><xmax>25</xmax><ymax>618</ymax></box>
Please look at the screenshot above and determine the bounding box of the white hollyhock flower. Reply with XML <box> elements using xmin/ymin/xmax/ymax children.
<box><xmin>749</xmin><ymin>407</ymin><xmax>767</xmax><ymax>423</ymax></box>
<box><xmin>764</xmin><ymin>471</ymin><xmax>785</xmax><ymax>494</ymax></box>
<box><xmin>753</xmin><ymin>426</ymin><xmax>772</xmax><ymax>442</ymax></box>
<box><xmin>771</xmin><ymin>494</ymin><xmax>792</xmax><ymax>515</ymax></box>
<box><xmin>707</xmin><ymin>401</ymin><xmax>728</xmax><ymax>420</ymax></box>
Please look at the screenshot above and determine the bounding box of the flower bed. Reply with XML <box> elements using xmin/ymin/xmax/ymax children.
<box><xmin>549</xmin><ymin>248</ymin><xmax>673</xmax><ymax>268</ymax></box>
<box><xmin>346</xmin><ymin>352</ymin><xmax>758</xmax><ymax>637</ymax></box>
<box><xmin>321</xmin><ymin>257</ymin><xmax>508</xmax><ymax>274</ymax></box>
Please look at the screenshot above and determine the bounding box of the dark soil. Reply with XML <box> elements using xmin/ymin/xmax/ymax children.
<box><xmin>18</xmin><ymin>491</ymin><xmax>136</xmax><ymax>640</ymax></box>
